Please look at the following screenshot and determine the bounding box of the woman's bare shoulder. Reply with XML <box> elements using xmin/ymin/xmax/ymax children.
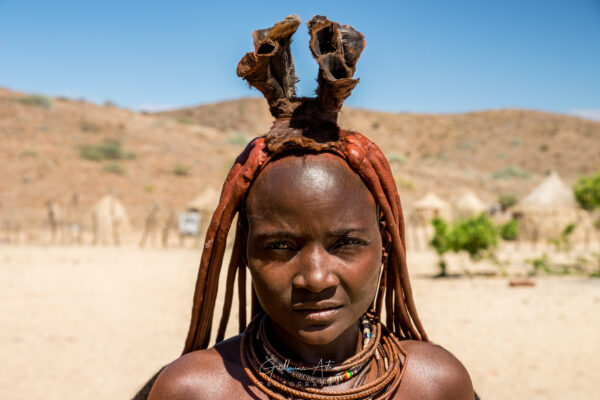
<box><xmin>396</xmin><ymin>340</ymin><xmax>475</xmax><ymax>400</ymax></box>
<box><xmin>148</xmin><ymin>335</ymin><xmax>246</xmax><ymax>400</ymax></box>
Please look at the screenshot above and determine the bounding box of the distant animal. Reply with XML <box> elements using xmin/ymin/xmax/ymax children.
<box><xmin>91</xmin><ymin>194</ymin><xmax>129</xmax><ymax>245</ymax></box>
<box><xmin>139</xmin><ymin>201</ymin><xmax>161</xmax><ymax>248</ymax></box>
<box><xmin>46</xmin><ymin>200</ymin><xmax>62</xmax><ymax>243</ymax></box>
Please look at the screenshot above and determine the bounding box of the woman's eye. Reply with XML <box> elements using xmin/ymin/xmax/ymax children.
<box><xmin>266</xmin><ymin>241</ymin><xmax>293</xmax><ymax>250</ymax></box>
<box><xmin>337</xmin><ymin>237</ymin><xmax>365</xmax><ymax>247</ymax></box>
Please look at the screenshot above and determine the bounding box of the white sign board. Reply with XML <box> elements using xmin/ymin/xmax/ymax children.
<box><xmin>179</xmin><ymin>212</ymin><xmax>201</xmax><ymax>236</ymax></box>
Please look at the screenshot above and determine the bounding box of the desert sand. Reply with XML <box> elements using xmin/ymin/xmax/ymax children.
<box><xmin>1</xmin><ymin>244</ymin><xmax>599</xmax><ymax>400</ymax></box>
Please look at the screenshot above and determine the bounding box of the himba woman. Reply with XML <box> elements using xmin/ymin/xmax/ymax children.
<box><xmin>147</xmin><ymin>15</ymin><xmax>476</xmax><ymax>400</ymax></box>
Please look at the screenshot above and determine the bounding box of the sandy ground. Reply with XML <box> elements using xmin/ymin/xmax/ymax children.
<box><xmin>1</xmin><ymin>244</ymin><xmax>599</xmax><ymax>400</ymax></box>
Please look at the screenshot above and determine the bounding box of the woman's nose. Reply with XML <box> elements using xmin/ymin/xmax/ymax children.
<box><xmin>292</xmin><ymin>243</ymin><xmax>339</xmax><ymax>292</ymax></box>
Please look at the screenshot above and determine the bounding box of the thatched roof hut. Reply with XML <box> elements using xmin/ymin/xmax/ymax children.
<box><xmin>517</xmin><ymin>171</ymin><xmax>576</xmax><ymax>210</ymax></box>
<box><xmin>513</xmin><ymin>172</ymin><xmax>577</xmax><ymax>241</ymax></box>
<box><xmin>413</xmin><ymin>192</ymin><xmax>452</xmax><ymax>222</ymax></box>
<box><xmin>455</xmin><ymin>191</ymin><xmax>487</xmax><ymax>218</ymax></box>
<box><xmin>186</xmin><ymin>187</ymin><xmax>220</xmax><ymax>213</ymax></box>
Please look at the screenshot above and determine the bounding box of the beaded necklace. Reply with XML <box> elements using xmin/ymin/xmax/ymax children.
<box><xmin>240</xmin><ymin>312</ymin><xmax>408</xmax><ymax>400</ymax></box>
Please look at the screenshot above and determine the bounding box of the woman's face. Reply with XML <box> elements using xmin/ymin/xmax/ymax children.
<box><xmin>245</xmin><ymin>153</ymin><xmax>382</xmax><ymax>346</ymax></box>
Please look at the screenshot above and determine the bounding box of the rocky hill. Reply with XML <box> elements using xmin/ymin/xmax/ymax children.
<box><xmin>1</xmin><ymin>88</ymin><xmax>599</xmax><ymax>229</ymax></box>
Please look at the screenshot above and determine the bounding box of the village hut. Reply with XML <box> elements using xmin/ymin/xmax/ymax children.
<box><xmin>91</xmin><ymin>194</ymin><xmax>130</xmax><ymax>245</ymax></box>
<box><xmin>186</xmin><ymin>187</ymin><xmax>220</xmax><ymax>213</ymax></box>
<box><xmin>512</xmin><ymin>171</ymin><xmax>578</xmax><ymax>241</ymax></box>
<box><xmin>414</xmin><ymin>192</ymin><xmax>452</xmax><ymax>222</ymax></box>
<box><xmin>408</xmin><ymin>193</ymin><xmax>452</xmax><ymax>250</ymax></box>
<box><xmin>455</xmin><ymin>191</ymin><xmax>487</xmax><ymax>219</ymax></box>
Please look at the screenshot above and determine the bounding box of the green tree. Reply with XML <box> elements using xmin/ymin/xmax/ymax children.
<box><xmin>430</xmin><ymin>217</ymin><xmax>451</xmax><ymax>276</ymax></box>
<box><xmin>499</xmin><ymin>219</ymin><xmax>519</xmax><ymax>241</ymax></box>
<box><xmin>573</xmin><ymin>171</ymin><xmax>600</xmax><ymax>211</ymax></box>
<box><xmin>448</xmin><ymin>214</ymin><xmax>498</xmax><ymax>259</ymax></box>
<box><xmin>172</xmin><ymin>164</ymin><xmax>190</xmax><ymax>176</ymax></box>
<box><xmin>498</xmin><ymin>193</ymin><xmax>517</xmax><ymax>212</ymax></box>
<box><xmin>549</xmin><ymin>223</ymin><xmax>577</xmax><ymax>251</ymax></box>
<box><xmin>80</xmin><ymin>140</ymin><xmax>136</xmax><ymax>161</ymax></box>
<box><xmin>430</xmin><ymin>214</ymin><xmax>499</xmax><ymax>276</ymax></box>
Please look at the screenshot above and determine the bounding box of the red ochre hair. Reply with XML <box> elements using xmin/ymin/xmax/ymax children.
<box><xmin>183</xmin><ymin>15</ymin><xmax>428</xmax><ymax>354</ymax></box>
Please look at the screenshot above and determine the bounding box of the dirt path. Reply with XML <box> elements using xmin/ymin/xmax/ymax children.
<box><xmin>1</xmin><ymin>245</ymin><xmax>598</xmax><ymax>399</ymax></box>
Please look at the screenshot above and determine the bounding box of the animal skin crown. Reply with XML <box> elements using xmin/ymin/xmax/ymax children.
<box><xmin>237</xmin><ymin>15</ymin><xmax>365</xmax><ymax>120</ymax></box>
<box><xmin>237</xmin><ymin>15</ymin><xmax>365</xmax><ymax>152</ymax></box>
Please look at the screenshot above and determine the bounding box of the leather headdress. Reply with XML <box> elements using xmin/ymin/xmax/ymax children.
<box><xmin>183</xmin><ymin>15</ymin><xmax>428</xmax><ymax>353</ymax></box>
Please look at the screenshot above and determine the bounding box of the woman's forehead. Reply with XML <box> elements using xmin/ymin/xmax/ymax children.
<box><xmin>246</xmin><ymin>152</ymin><xmax>377</xmax><ymax>218</ymax></box>
<box><xmin>254</xmin><ymin>152</ymin><xmax>358</xmax><ymax>189</ymax></box>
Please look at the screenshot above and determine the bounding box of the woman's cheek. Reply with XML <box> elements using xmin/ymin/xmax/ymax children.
<box><xmin>352</xmin><ymin>258</ymin><xmax>381</xmax><ymax>301</ymax></box>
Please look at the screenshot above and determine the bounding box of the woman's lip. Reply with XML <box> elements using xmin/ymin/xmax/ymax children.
<box><xmin>293</xmin><ymin>306</ymin><xmax>342</xmax><ymax>321</ymax></box>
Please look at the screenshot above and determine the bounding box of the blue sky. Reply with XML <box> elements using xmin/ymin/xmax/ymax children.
<box><xmin>1</xmin><ymin>0</ymin><xmax>599</xmax><ymax>118</ymax></box>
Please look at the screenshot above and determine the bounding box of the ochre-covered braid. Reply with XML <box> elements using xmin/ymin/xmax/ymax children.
<box><xmin>180</xmin><ymin>14</ymin><xmax>429</xmax><ymax>400</ymax></box>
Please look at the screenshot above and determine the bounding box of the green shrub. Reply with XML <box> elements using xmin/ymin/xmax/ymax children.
<box><xmin>573</xmin><ymin>171</ymin><xmax>600</xmax><ymax>211</ymax></box>
<box><xmin>457</xmin><ymin>141</ymin><xmax>472</xmax><ymax>150</ymax></box>
<box><xmin>103</xmin><ymin>162</ymin><xmax>125</xmax><ymax>175</ymax></box>
<box><xmin>80</xmin><ymin>140</ymin><xmax>136</xmax><ymax>161</ymax></box>
<box><xmin>18</xmin><ymin>94</ymin><xmax>52</xmax><ymax>108</ymax></box>
<box><xmin>19</xmin><ymin>150</ymin><xmax>38</xmax><ymax>158</ymax></box>
<box><xmin>387</xmin><ymin>152</ymin><xmax>406</xmax><ymax>164</ymax></box>
<box><xmin>430</xmin><ymin>217</ymin><xmax>451</xmax><ymax>276</ymax></box>
<box><xmin>530</xmin><ymin>253</ymin><xmax>551</xmax><ymax>274</ymax></box>
<box><xmin>431</xmin><ymin>218</ymin><xmax>450</xmax><ymax>254</ymax></box>
<box><xmin>491</xmin><ymin>166</ymin><xmax>531</xmax><ymax>180</ymax></box>
<box><xmin>172</xmin><ymin>164</ymin><xmax>190</xmax><ymax>176</ymax></box>
<box><xmin>448</xmin><ymin>214</ymin><xmax>498</xmax><ymax>259</ymax></box>
<box><xmin>499</xmin><ymin>219</ymin><xmax>519</xmax><ymax>241</ymax></box>
<box><xmin>549</xmin><ymin>222</ymin><xmax>577</xmax><ymax>251</ymax></box>
<box><xmin>437</xmin><ymin>152</ymin><xmax>449</xmax><ymax>161</ymax></box>
<box><xmin>429</xmin><ymin>214</ymin><xmax>498</xmax><ymax>275</ymax></box>
<box><xmin>80</xmin><ymin>121</ymin><xmax>100</xmax><ymax>133</ymax></box>
<box><xmin>226</xmin><ymin>132</ymin><xmax>251</xmax><ymax>147</ymax></box>
<box><xmin>80</xmin><ymin>146</ymin><xmax>104</xmax><ymax>161</ymax></box>
<box><xmin>393</xmin><ymin>174</ymin><xmax>415</xmax><ymax>190</ymax></box>
<box><xmin>498</xmin><ymin>193</ymin><xmax>518</xmax><ymax>211</ymax></box>
<box><xmin>177</xmin><ymin>117</ymin><xmax>196</xmax><ymax>125</ymax></box>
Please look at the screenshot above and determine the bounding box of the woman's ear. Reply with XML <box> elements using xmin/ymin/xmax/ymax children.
<box><xmin>378</xmin><ymin>213</ymin><xmax>391</xmax><ymax>264</ymax></box>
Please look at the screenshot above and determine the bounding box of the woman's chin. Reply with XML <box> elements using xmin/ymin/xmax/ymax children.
<box><xmin>295</xmin><ymin>322</ymin><xmax>346</xmax><ymax>345</ymax></box>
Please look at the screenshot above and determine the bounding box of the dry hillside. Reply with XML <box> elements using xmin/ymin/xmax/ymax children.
<box><xmin>0</xmin><ymin>89</ymin><xmax>241</xmax><ymax>228</ymax></box>
<box><xmin>1</xmin><ymin>88</ymin><xmax>599</xmax><ymax>229</ymax></box>
<box><xmin>161</xmin><ymin>97</ymin><xmax>600</xmax><ymax>204</ymax></box>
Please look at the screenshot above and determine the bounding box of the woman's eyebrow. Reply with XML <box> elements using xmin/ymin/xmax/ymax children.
<box><xmin>252</xmin><ymin>231</ymin><xmax>300</xmax><ymax>241</ymax></box>
<box><xmin>328</xmin><ymin>228</ymin><xmax>368</xmax><ymax>237</ymax></box>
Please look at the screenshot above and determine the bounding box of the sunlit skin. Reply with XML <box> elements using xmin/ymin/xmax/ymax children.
<box><xmin>245</xmin><ymin>152</ymin><xmax>382</xmax><ymax>365</ymax></box>
<box><xmin>148</xmin><ymin>153</ymin><xmax>475</xmax><ymax>400</ymax></box>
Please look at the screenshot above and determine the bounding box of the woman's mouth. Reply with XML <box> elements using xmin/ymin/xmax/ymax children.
<box><xmin>293</xmin><ymin>305</ymin><xmax>343</xmax><ymax>321</ymax></box>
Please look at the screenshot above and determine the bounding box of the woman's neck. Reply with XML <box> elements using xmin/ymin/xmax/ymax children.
<box><xmin>266</xmin><ymin>318</ymin><xmax>361</xmax><ymax>366</ymax></box>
